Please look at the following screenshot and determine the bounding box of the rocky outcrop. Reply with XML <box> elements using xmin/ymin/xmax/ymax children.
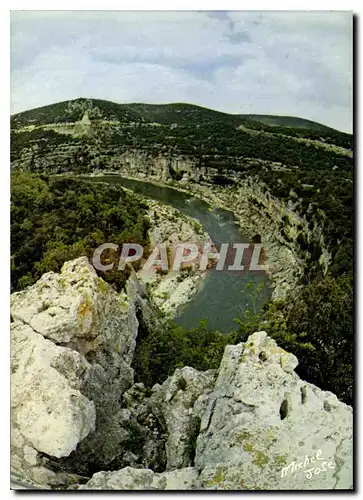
<box><xmin>139</xmin><ymin>199</ymin><xmax>211</xmax><ymax>316</ymax></box>
<box><xmin>79</xmin><ymin>331</ymin><xmax>353</xmax><ymax>491</ymax></box>
<box><xmin>195</xmin><ymin>331</ymin><xmax>352</xmax><ymax>490</ymax></box>
<box><xmin>149</xmin><ymin>366</ymin><xmax>217</xmax><ymax>470</ymax></box>
<box><xmin>11</xmin><ymin>261</ymin><xmax>353</xmax><ymax>490</ymax></box>
<box><xmin>11</xmin><ymin>257</ymin><xmax>161</xmax><ymax>487</ymax></box>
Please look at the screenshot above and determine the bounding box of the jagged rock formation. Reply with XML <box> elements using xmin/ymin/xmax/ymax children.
<box><xmin>149</xmin><ymin>366</ymin><xmax>217</xmax><ymax>470</ymax></box>
<box><xmin>11</xmin><ymin>259</ymin><xmax>353</xmax><ymax>490</ymax></box>
<box><xmin>195</xmin><ymin>332</ymin><xmax>352</xmax><ymax>490</ymax></box>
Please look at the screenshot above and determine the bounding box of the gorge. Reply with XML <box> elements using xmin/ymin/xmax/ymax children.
<box><xmin>10</xmin><ymin>98</ymin><xmax>354</xmax><ymax>489</ymax></box>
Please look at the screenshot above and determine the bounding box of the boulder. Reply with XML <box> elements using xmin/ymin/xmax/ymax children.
<box><xmin>149</xmin><ymin>366</ymin><xmax>217</xmax><ymax>470</ymax></box>
<box><xmin>78</xmin><ymin>466</ymin><xmax>200</xmax><ymax>490</ymax></box>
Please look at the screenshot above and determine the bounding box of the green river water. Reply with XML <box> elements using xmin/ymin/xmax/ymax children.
<box><xmin>90</xmin><ymin>176</ymin><xmax>271</xmax><ymax>332</ymax></box>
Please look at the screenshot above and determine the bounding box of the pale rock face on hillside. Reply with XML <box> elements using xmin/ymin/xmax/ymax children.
<box><xmin>10</xmin><ymin>259</ymin><xmax>353</xmax><ymax>490</ymax></box>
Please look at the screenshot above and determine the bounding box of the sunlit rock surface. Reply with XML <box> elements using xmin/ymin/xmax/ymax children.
<box><xmin>11</xmin><ymin>260</ymin><xmax>353</xmax><ymax>490</ymax></box>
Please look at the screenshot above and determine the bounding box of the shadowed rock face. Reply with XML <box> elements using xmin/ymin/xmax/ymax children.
<box><xmin>11</xmin><ymin>259</ymin><xmax>353</xmax><ymax>491</ymax></box>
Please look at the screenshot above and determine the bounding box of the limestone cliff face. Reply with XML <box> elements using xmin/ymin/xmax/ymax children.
<box><xmin>11</xmin><ymin>259</ymin><xmax>353</xmax><ymax>490</ymax></box>
<box><xmin>12</xmin><ymin>136</ymin><xmax>330</xmax><ymax>299</ymax></box>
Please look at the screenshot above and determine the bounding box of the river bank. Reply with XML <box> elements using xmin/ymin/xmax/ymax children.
<box><xmin>139</xmin><ymin>199</ymin><xmax>212</xmax><ymax>317</ymax></box>
<box><xmin>85</xmin><ymin>175</ymin><xmax>213</xmax><ymax>319</ymax></box>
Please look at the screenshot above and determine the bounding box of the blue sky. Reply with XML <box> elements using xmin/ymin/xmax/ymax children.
<box><xmin>11</xmin><ymin>11</ymin><xmax>352</xmax><ymax>132</ymax></box>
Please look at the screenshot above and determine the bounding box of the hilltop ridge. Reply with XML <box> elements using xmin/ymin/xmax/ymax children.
<box><xmin>11</xmin><ymin>97</ymin><xmax>350</xmax><ymax>136</ymax></box>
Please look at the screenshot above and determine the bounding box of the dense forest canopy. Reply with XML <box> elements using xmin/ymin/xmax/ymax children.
<box><xmin>11</xmin><ymin>173</ymin><xmax>150</xmax><ymax>292</ymax></box>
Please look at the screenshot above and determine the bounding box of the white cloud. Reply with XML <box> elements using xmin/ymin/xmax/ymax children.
<box><xmin>11</xmin><ymin>10</ymin><xmax>352</xmax><ymax>132</ymax></box>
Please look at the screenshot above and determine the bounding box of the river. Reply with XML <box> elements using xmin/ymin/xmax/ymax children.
<box><xmin>89</xmin><ymin>176</ymin><xmax>271</xmax><ymax>332</ymax></box>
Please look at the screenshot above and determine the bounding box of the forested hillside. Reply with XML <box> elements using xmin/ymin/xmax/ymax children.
<box><xmin>11</xmin><ymin>173</ymin><xmax>150</xmax><ymax>292</ymax></box>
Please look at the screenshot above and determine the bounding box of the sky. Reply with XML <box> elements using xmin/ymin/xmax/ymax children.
<box><xmin>11</xmin><ymin>10</ymin><xmax>353</xmax><ymax>132</ymax></box>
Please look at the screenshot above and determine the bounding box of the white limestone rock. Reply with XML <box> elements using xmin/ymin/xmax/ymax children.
<box><xmin>79</xmin><ymin>328</ymin><xmax>353</xmax><ymax>491</ymax></box>
<box><xmin>11</xmin><ymin>322</ymin><xmax>96</xmax><ymax>458</ymax></box>
<box><xmin>149</xmin><ymin>366</ymin><xmax>217</xmax><ymax>470</ymax></box>
<box><xmin>10</xmin><ymin>257</ymin><xmax>148</xmax><ymax>487</ymax></box>
<box><xmin>78</xmin><ymin>466</ymin><xmax>200</xmax><ymax>490</ymax></box>
<box><xmin>195</xmin><ymin>332</ymin><xmax>353</xmax><ymax>490</ymax></box>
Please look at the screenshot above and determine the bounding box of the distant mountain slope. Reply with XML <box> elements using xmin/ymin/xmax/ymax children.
<box><xmin>11</xmin><ymin>98</ymin><xmax>145</xmax><ymax>128</ymax></box>
<box><xmin>10</xmin><ymin>97</ymin><xmax>353</xmax><ymax>177</ymax></box>
<box><xmin>123</xmin><ymin>102</ymin><xmax>248</xmax><ymax>126</ymax></box>
<box><xmin>11</xmin><ymin>98</ymin><xmax>347</xmax><ymax>135</ymax></box>
<box><xmin>11</xmin><ymin>99</ymin><xmax>257</xmax><ymax>128</ymax></box>
<box><xmin>240</xmin><ymin>114</ymin><xmax>341</xmax><ymax>132</ymax></box>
